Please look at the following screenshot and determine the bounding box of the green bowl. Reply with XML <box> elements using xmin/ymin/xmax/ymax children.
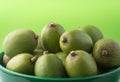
<box><xmin>0</xmin><ymin>52</ymin><xmax>120</xmax><ymax>82</ymax></box>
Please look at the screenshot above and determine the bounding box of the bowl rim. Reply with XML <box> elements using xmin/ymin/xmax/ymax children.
<box><xmin>0</xmin><ymin>51</ymin><xmax>120</xmax><ymax>81</ymax></box>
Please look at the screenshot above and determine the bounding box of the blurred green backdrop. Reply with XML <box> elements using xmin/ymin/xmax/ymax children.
<box><xmin>0</xmin><ymin>0</ymin><xmax>120</xmax><ymax>50</ymax></box>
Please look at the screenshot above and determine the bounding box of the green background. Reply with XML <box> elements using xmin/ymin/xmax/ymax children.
<box><xmin>0</xmin><ymin>0</ymin><xmax>120</xmax><ymax>51</ymax></box>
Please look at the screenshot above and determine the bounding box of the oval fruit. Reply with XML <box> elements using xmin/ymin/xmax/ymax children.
<box><xmin>2</xmin><ymin>28</ymin><xmax>38</xmax><ymax>57</ymax></box>
<box><xmin>34</xmin><ymin>52</ymin><xmax>67</xmax><ymax>78</ymax></box>
<box><xmin>60</xmin><ymin>30</ymin><xmax>93</xmax><ymax>54</ymax></box>
<box><xmin>6</xmin><ymin>53</ymin><xmax>34</xmax><ymax>75</ymax></box>
<box><xmin>40</xmin><ymin>23</ymin><xmax>65</xmax><ymax>53</ymax></box>
<box><xmin>79</xmin><ymin>25</ymin><xmax>104</xmax><ymax>44</ymax></box>
<box><xmin>93</xmin><ymin>39</ymin><xmax>120</xmax><ymax>68</ymax></box>
<box><xmin>65</xmin><ymin>50</ymin><xmax>98</xmax><ymax>77</ymax></box>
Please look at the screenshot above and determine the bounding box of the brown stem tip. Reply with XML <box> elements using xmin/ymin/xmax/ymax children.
<box><xmin>43</xmin><ymin>51</ymin><xmax>49</xmax><ymax>55</ymax></box>
<box><xmin>70</xmin><ymin>51</ymin><xmax>77</xmax><ymax>57</ymax></box>
<box><xmin>49</xmin><ymin>23</ymin><xmax>56</xmax><ymax>27</ymax></box>
<box><xmin>31</xmin><ymin>56</ymin><xmax>38</xmax><ymax>63</ymax></box>
<box><xmin>61</xmin><ymin>37</ymin><xmax>68</xmax><ymax>43</ymax></box>
<box><xmin>101</xmin><ymin>49</ymin><xmax>109</xmax><ymax>57</ymax></box>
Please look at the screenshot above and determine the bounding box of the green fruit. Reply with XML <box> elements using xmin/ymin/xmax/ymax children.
<box><xmin>56</xmin><ymin>52</ymin><xmax>68</xmax><ymax>65</ymax></box>
<box><xmin>6</xmin><ymin>53</ymin><xmax>35</xmax><ymax>75</ymax></box>
<box><xmin>36</xmin><ymin>35</ymin><xmax>44</xmax><ymax>50</ymax></box>
<box><xmin>41</xmin><ymin>23</ymin><xmax>65</xmax><ymax>53</ymax></box>
<box><xmin>32</xmin><ymin>49</ymin><xmax>43</xmax><ymax>58</ymax></box>
<box><xmin>93</xmin><ymin>39</ymin><xmax>120</xmax><ymax>68</ymax></box>
<box><xmin>3</xmin><ymin>29</ymin><xmax>38</xmax><ymax>57</ymax></box>
<box><xmin>60</xmin><ymin>30</ymin><xmax>93</xmax><ymax>54</ymax></box>
<box><xmin>65</xmin><ymin>50</ymin><xmax>98</xmax><ymax>77</ymax></box>
<box><xmin>79</xmin><ymin>25</ymin><xmax>104</xmax><ymax>44</ymax></box>
<box><xmin>34</xmin><ymin>51</ymin><xmax>66</xmax><ymax>78</ymax></box>
<box><xmin>2</xmin><ymin>54</ymin><xmax>11</xmax><ymax>66</ymax></box>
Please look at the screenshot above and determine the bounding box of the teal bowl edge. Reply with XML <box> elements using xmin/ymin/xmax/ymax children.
<box><xmin>0</xmin><ymin>51</ymin><xmax>120</xmax><ymax>81</ymax></box>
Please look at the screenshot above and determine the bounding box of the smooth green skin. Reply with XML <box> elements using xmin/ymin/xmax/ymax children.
<box><xmin>40</xmin><ymin>23</ymin><xmax>65</xmax><ymax>53</ymax></box>
<box><xmin>36</xmin><ymin>36</ymin><xmax>44</xmax><ymax>50</ymax></box>
<box><xmin>93</xmin><ymin>39</ymin><xmax>120</xmax><ymax>68</ymax></box>
<box><xmin>60</xmin><ymin>30</ymin><xmax>93</xmax><ymax>54</ymax></box>
<box><xmin>65</xmin><ymin>50</ymin><xmax>98</xmax><ymax>78</ymax></box>
<box><xmin>6</xmin><ymin>53</ymin><xmax>34</xmax><ymax>75</ymax></box>
<box><xmin>56</xmin><ymin>52</ymin><xmax>68</xmax><ymax>65</ymax></box>
<box><xmin>78</xmin><ymin>25</ymin><xmax>104</xmax><ymax>44</ymax></box>
<box><xmin>2</xmin><ymin>29</ymin><xmax>38</xmax><ymax>57</ymax></box>
<box><xmin>32</xmin><ymin>49</ymin><xmax>44</xmax><ymax>57</ymax></box>
<box><xmin>34</xmin><ymin>53</ymin><xmax>66</xmax><ymax>78</ymax></box>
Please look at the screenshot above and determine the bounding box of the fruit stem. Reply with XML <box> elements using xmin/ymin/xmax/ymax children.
<box><xmin>31</xmin><ymin>56</ymin><xmax>38</xmax><ymax>63</ymax></box>
<box><xmin>101</xmin><ymin>49</ymin><xmax>109</xmax><ymax>57</ymax></box>
<box><xmin>70</xmin><ymin>51</ymin><xmax>77</xmax><ymax>57</ymax></box>
<box><xmin>50</xmin><ymin>23</ymin><xmax>56</xmax><ymax>27</ymax></box>
<box><xmin>62</xmin><ymin>37</ymin><xmax>68</xmax><ymax>43</ymax></box>
<box><xmin>43</xmin><ymin>51</ymin><xmax>49</xmax><ymax>55</ymax></box>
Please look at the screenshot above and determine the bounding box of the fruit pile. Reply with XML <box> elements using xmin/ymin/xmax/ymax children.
<box><xmin>2</xmin><ymin>23</ymin><xmax>120</xmax><ymax>78</ymax></box>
